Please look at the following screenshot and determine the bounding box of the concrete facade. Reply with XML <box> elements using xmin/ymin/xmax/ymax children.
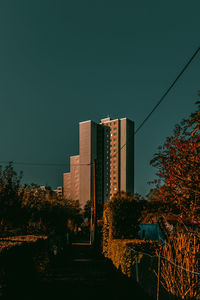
<box><xmin>101</xmin><ymin>117</ymin><xmax>134</xmax><ymax>198</ymax></box>
<box><xmin>63</xmin><ymin>117</ymin><xmax>134</xmax><ymax>208</ymax></box>
<box><xmin>120</xmin><ymin>118</ymin><xmax>134</xmax><ymax>194</ymax></box>
<box><xmin>63</xmin><ymin>173</ymin><xmax>71</xmax><ymax>200</ymax></box>
<box><xmin>63</xmin><ymin>156</ymin><xmax>80</xmax><ymax>201</ymax></box>
<box><xmin>70</xmin><ymin>155</ymin><xmax>80</xmax><ymax>201</ymax></box>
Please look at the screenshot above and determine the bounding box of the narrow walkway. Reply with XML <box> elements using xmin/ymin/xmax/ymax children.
<box><xmin>3</xmin><ymin>243</ymin><xmax>154</xmax><ymax>300</ymax></box>
<box><xmin>40</xmin><ymin>243</ymin><xmax>153</xmax><ymax>300</ymax></box>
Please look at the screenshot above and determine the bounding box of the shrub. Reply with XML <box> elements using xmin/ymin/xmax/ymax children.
<box><xmin>103</xmin><ymin>192</ymin><xmax>144</xmax><ymax>240</ymax></box>
<box><xmin>107</xmin><ymin>238</ymin><xmax>159</xmax><ymax>277</ymax></box>
<box><xmin>158</xmin><ymin>232</ymin><xmax>200</xmax><ymax>299</ymax></box>
<box><xmin>102</xmin><ymin>193</ymin><xmax>159</xmax><ymax>277</ymax></box>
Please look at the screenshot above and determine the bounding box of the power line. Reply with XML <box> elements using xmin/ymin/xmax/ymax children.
<box><xmin>0</xmin><ymin>161</ymin><xmax>91</xmax><ymax>167</ymax></box>
<box><xmin>0</xmin><ymin>161</ymin><xmax>66</xmax><ymax>167</ymax></box>
<box><xmin>1</xmin><ymin>49</ymin><xmax>200</xmax><ymax>168</ymax></box>
<box><xmin>4</xmin><ymin>47</ymin><xmax>200</xmax><ymax>169</ymax></box>
<box><xmin>135</xmin><ymin>47</ymin><xmax>200</xmax><ymax>135</ymax></box>
<box><xmin>0</xmin><ymin>140</ymin><xmax>128</xmax><ymax>167</ymax></box>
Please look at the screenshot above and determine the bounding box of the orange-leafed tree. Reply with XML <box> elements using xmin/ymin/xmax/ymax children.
<box><xmin>150</xmin><ymin>100</ymin><xmax>200</xmax><ymax>220</ymax></box>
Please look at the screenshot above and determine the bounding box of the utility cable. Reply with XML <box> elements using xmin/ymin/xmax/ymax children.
<box><xmin>135</xmin><ymin>47</ymin><xmax>200</xmax><ymax>135</ymax></box>
<box><xmin>0</xmin><ymin>161</ymin><xmax>91</xmax><ymax>167</ymax></box>
<box><xmin>2</xmin><ymin>49</ymin><xmax>200</xmax><ymax>167</ymax></box>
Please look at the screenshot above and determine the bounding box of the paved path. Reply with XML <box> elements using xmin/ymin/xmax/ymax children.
<box><xmin>3</xmin><ymin>243</ymin><xmax>154</xmax><ymax>300</ymax></box>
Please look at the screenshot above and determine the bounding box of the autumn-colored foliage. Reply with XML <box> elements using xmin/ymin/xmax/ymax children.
<box><xmin>157</xmin><ymin>231</ymin><xmax>200</xmax><ymax>299</ymax></box>
<box><xmin>150</xmin><ymin>101</ymin><xmax>200</xmax><ymax>220</ymax></box>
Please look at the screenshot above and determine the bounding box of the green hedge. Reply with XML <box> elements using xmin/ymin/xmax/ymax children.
<box><xmin>102</xmin><ymin>199</ymin><xmax>160</xmax><ymax>277</ymax></box>
<box><xmin>0</xmin><ymin>235</ymin><xmax>48</xmax><ymax>298</ymax></box>
<box><xmin>104</xmin><ymin>237</ymin><xmax>160</xmax><ymax>277</ymax></box>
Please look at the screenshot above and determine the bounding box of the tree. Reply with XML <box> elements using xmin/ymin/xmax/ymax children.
<box><xmin>83</xmin><ymin>200</ymin><xmax>91</xmax><ymax>221</ymax></box>
<box><xmin>22</xmin><ymin>185</ymin><xmax>82</xmax><ymax>234</ymax></box>
<box><xmin>106</xmin><ymin>191</ymin><xmax>144</xmax><ymax>239</ymax></box>
<box><xmin>0</xmin><ymin>162</ymin><xmax>23</xmax><ymax>228</ymax></box>
<box><xmin>0</xmin><ymin>162</ymin><xmax>83</xmax><ymax>235</ymax></box>
<box><xmin>150</xmin><ymin>100</ymin><xmax>200</xmax><ymax>220</ymax></box>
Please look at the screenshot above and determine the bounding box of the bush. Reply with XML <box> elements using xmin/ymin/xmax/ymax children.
<box><xmin>103</xmin><ymin>192</ymin><xmax>144</xmax><ymax>240</ymax></box>
<box><xmin>158</xmin><ymin>232</ymin><xmax>200</xmax><ymax>299</ymax></box>
<box><xmin>102</xmin><ymin>193</ymin><xmax>159</xmax><ymax>277</ymax></box>
<box><xmin>106</xmin><ymin>238</ymin><xmax>159</xmax><ymax>277</ymax></box>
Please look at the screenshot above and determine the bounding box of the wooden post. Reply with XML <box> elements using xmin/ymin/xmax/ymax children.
<box><xmin>157</xmin><ymin>254</ymin><xmax>161</xmax><ymax>300</ymax></box>
<box><xmin>90</xmin><ymin>202</ymin><xmax>93</xmax><ymax>245</ymax></box>
<box><xmin>93</xmin><ymin>159</ymin><xmax>96</xmax><ymax>244</ymax></box>
<box><xmin>136</xmin><ymin>256</ymin><xmax>139</xmax><ymax>283</ymax></box>
<box><xmin>130</xmin><ymin>250</ymin><xmax>133</xmax><ymax>278</ymax></box>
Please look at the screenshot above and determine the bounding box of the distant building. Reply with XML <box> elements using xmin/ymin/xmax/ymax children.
<box><xmin>63</xmin><ymin>156</ymin><xmax>80</xmax><ymax>201</ymax></box>
<box><xmin>63</xmin><ymin>117</ymin><xmax>134</xmax><ymax>208</ymax></box>
<box><xmin>53</xmin><ymin>186</ymin><xmax>63</xmax><ymax>198</ymax></box>
<box><xmin>39</xmin><ymin>185</ymin><xmax>46</xmax><ymax>191</ymax></box>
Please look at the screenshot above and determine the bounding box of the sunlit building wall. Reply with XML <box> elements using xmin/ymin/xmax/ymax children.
<box><xmin>79</xmin><ymin>120</ymin><xmax>106</xmax><ymax>208</ymax></box>
<box><xmin>70</xmin><ymin>155</ymin><xmax>80</xmax><ymax>201</ymax></box>
<box><xmin>63</xmin><ymin>117</ymin><xmax>134</xmax><ymax>208</ymax></box>
<box><xmin>63</xmin><ymin>172</ymin><xmax>71</xmax><ymax>200</ymax></box>
<box><xmin>101</xmin><ymin>117</ymin><xmax>134</xmax><ymax>199</ymax></box>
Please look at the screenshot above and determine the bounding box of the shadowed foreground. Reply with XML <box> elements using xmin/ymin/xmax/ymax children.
<box><xmin>2</xmin><ymin>243</ymin><xmax>153</xmax><ymax>300</ymax></box>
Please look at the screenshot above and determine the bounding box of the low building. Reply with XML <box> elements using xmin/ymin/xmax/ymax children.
<box><xmin>53</xmin><ymin>186</ymin><xmax>63</xmax><ymax>198</ymax></box>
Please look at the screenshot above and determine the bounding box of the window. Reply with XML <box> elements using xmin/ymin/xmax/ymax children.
<box><xmin>114</xmin><ymin>144</ymin><xmax>117</xmax><ymax>147</ymax></box>
<box><xmin>114</xmin><ymin>138</ymin><xmax>116</xmax><ymax>141</ymax></box>
<box><xmin>114</xmin><ymin>133</ymin><xmax>117</xmax><ymax>136</ymax></box>
<box><xmin>114</xmin><ymin>149</ymin><xmax>117</xmax><ymax>152</ymax></box>
<box><xmin>113</xmin><ymin>171</ymin><xmax>116</xmax><ymax>174</ymax></box>
<box><xmin>114</xmin><ymin>127</ymin><xmax>117</xmax><ymax>130</ymax></box>
<box><xmin>114</xmin><ymin>188</ymin><xmax>117</xmax><ymax>191</ymax></box>
<box><xmin>113</xmin><ymin>177</ymin><xmax>116</xmax><ymax>180</ymax></box>
<box><xmin>113</xmin><ymin>182</ymin><xmax>117</xmax><ymax>185</ymax></box>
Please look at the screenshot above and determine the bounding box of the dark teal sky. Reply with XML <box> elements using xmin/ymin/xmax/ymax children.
<box><xmin>0</xmin><ymin>0</ymin><xmax>200</xmax><ymax>196</ymax></box>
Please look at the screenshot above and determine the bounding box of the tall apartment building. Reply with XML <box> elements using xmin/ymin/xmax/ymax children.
<box><xmin>63</xmin><ymin>117</ymin><xmax>134</xmax><ymax>209</ymax></box>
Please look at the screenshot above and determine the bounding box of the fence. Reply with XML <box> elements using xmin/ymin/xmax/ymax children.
<box><xmin>129</xmin><ymin>248</ymin><xmax>200</xmax><ymax>300</ymax></box>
